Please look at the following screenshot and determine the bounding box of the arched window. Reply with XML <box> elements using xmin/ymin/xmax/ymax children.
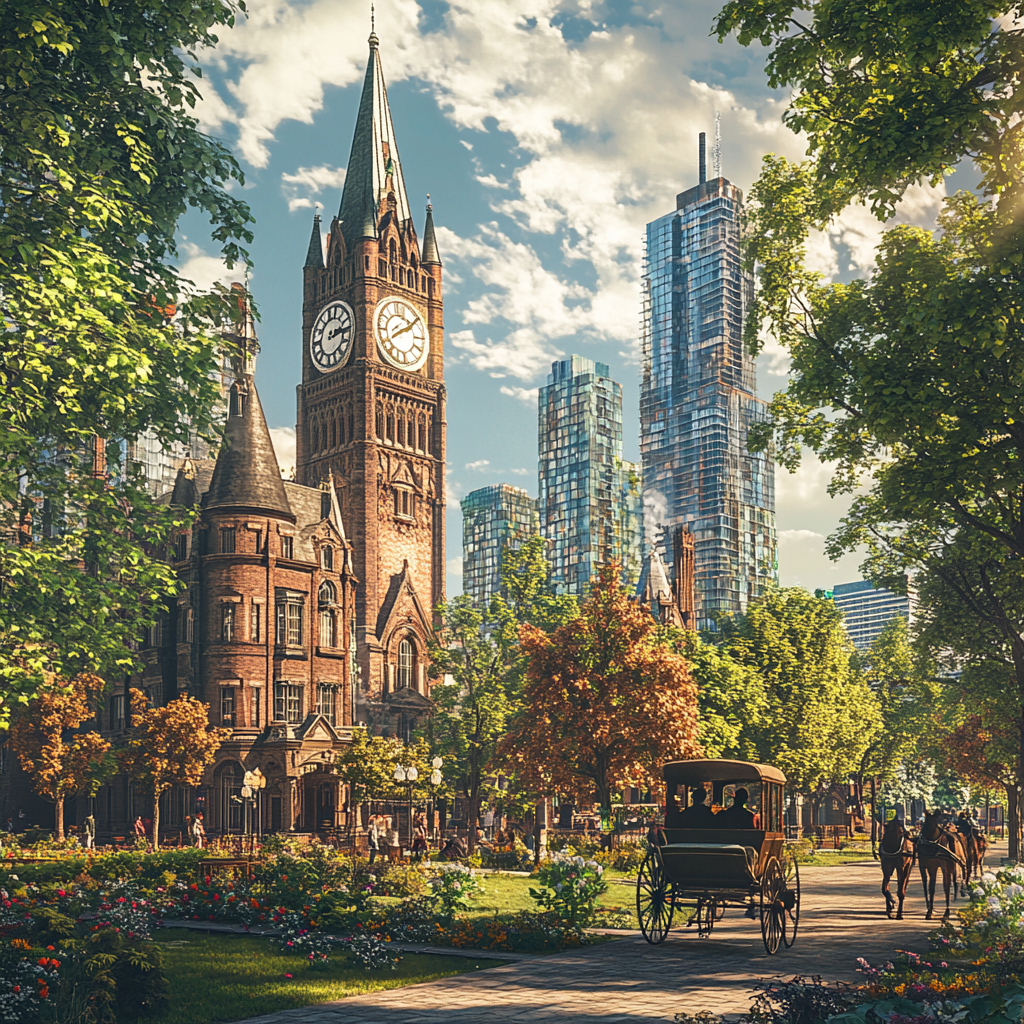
<box><xmin>318</xmin><ymin>580</ymin><xmax>335</xmax><ymax>604</ymax></box>
<box><xmin>417</xmin><ymin>417</ymin><xmax>426</xmax><ymax>451</ymax></box>
<box><xmin>398</xmin><ymin>638</ymin><xmax>414</xmax><ymax>690</ymax></box>
<box><xmin>397</xmin><ymin>416</ymin><xmax>405</xmax><ymax>446</ymax></box>
<box><xmin>389</xmin><ymin>240</ymin><xmax>397</xmax><ymax>263</ymax></box>
<box><xmin>216</xmin><ymin>762</ymin><xmax>243</xmax><ymax>833</ymax></box>
<box><xmin>329</xmin><ymin>419</ymin><xmax>336</xmax><ymax>447</ymax></box>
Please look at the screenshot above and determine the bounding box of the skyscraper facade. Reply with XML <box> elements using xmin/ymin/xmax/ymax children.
<box><xmin>538</xmin><ymin>355</ymin><xmax>643</xmax><ymax>595</ymax></box>
<box><xmin>830</xmin><ymin>580</ymin><xmax>912</xmax><ymax>651</ymax></box>
<box><xmin>461</xmin><ymin>484</ymin><xmax>539</xmax><ymax>606</ymax></box>
<box><xmin>639</xmin><ymin>143</ymin><xmax>776</xmax><ymax>628</ymax></box>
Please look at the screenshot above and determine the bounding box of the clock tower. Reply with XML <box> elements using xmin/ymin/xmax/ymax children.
<box><xmin>296</xmin><ymin>28</ymin><xmax>444</xmax><ymax>733</ymax></box>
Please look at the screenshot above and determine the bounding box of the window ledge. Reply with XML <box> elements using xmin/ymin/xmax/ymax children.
<box><xmin>275</xmin><ymin>645</ymin><xmax>307</xmax><ymax>659</ymax></box>
<box><xmin>316</xmin><ymin>646</ymin><xmax>348</xmax><ymax>657</ymax></box>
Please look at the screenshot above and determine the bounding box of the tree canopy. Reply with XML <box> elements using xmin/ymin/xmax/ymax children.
<box><xmin>500</xmin><ymin>564</ymin><xmax>701</xmax><ymax>811</ymax></box>
<box><xmin>0</xmin><ymin>0</ymin><xmax>254</xmax><ymax>723</ymax></box>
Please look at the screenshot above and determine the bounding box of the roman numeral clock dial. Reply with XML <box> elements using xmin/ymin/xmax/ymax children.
<box><xmin>373</xmin><ymin>297</ymin><xmax>428</xmax><ymax>371</ymax></box>
<box><xmin>310</xmin><ymin>300</ymin><xmax>354</xmax><ymax>373</ymax></box>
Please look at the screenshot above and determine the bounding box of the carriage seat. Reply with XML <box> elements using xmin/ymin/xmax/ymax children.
<box><xmin>657</xmin><ymin>829</ymin><xmax>766</xmax><ymax>887</ymax></box>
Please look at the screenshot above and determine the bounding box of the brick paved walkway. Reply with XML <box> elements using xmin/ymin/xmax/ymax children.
<box><xmin>233</xmin><ymin>852</ymin><xmax>1001</xmax><ymax>1024</ymax></box>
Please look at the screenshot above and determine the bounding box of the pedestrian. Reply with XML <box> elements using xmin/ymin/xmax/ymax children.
<box><xmin>192</xmin><ymin>811</ymin><xmax>206</xmax><ymax>850</ymax></box>
<box><xmin>482</xmin><ymin>805</ymin><xmax>494</xmax><ymax>840</ymax></box>
<box><xmin>412</xmin><ymin>812</ymin><xmax>428</xmax><ymax>860</ymax></box>
<box><xmin>386</xmin><ymin>817</ymin><xmax>401</xmax><ymax>862</ymax></box>
<box><xmin>184</xmin><ymin>815</ymin><xmax>193</xmax><ymax>846</ymax></box>
<box><xmin>84</xmin><ymin>813</ymin><xmax>96</xmax><ymax>851</ymax></box>
<box><xmin>368</xmin><ymin>814</ymin><xmax>381</xmax><ymax>865</ymax></box>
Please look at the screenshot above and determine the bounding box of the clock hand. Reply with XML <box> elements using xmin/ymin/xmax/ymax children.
<box><xmin>390</xmin><ymin>321</ymin><xmax>414</xmax><ymax>340</ymax></box>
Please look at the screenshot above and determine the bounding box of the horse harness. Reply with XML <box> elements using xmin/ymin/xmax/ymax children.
<box><xmin>879</xmin><ymin>822</ymin><xmax>915</xmax><ymax>860</ymax></box>
<box><xmin>917</xmin><ymin>822</ymin><xmax>967</xmax><ymax>869</ymax></box>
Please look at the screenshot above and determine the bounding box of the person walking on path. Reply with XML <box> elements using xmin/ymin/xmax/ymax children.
<box><xmin>386</xmin><ymin>817</ymin><xmax>401</xmax><ymax>862</ymax></box>
<box><xmin>192</xmin><ymin>812</ymin><xmax>206</xmax><ymax>850</ymax></box>
<box><xmin>412</xmin><ymin>812</ymin><xmax>428</xmax><ymax>860</ymax></box>
<box><xmin>84</xmin><ymin>814</ymin><xmax>96</xmax><ymax>851</ymax></box>
<box><xmin>368</xmin><ymin>814</ymin><xmax>381</xmax><ymax>865</ymax></box>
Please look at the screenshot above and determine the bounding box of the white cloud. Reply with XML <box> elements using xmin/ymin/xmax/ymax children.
<box><xmin>281</xmin><ymin>164</ymin><xmax>347</xmax><ymax>212</ymax></box>
<box><xmin>177</xmin><ymin>242</ymin><xmax>241</xmax><ymax>295</ymax></box>
<box><xmin>465</xmin><ymin>459</ymin><xmax>491</xmax><ymax>471</ymax></box>
<box><xmin>509</xmin><ymin>467</ymin><xmax>530</xmax><ymax>476</ymax></box>
<box><xmin>500</xmin><ymin>385</ymin><xmax>540</xmax><ymax>404</ymax></box>
<box><xmin>269</xmin><ymin>426</ymin><xmax>296</xmax><ymax>479</ymax></box>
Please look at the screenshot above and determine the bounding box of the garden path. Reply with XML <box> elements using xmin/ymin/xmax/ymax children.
<box><xmin>235</xmin><ymin>847</ymin><xmax>1003</xmax><ymax>1024</ymax></box>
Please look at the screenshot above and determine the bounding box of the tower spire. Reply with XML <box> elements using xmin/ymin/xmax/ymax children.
<box><xmin>421</xmin><ymin>194</ymin><xmax>441</xmax><ymax>266</ymax></box>
<box><xmin>304</xmin><ymin>213</ymin><xmax>324</xmax><ymax>269</ymax></box>
<box><xmin>337</xmin><ymin>32</ymin><xmax>411</xmax><ymax>246</ymax></box>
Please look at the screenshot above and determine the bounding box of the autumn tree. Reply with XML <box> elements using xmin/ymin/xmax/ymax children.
<box><xmin>500</xmin><ymin>564</ymin><xmax>701</xmax><ymax>813</ymax></box>
<box><xmin>9</xmin><ymin>673</ymin><xmax>114</xmax><ymax>839</ymax></box>
<box><xmin>0</xmin><ymin>1</ymin><xmax>254</xmax><ymax>722</ymax></box>
<box><xmin>429</xmin><ymin>537</ymin><xmax>577</xmax><ymax>849</ymax></box>
<box><xmin>118</xmin><ymin>689</ymin><xmax>228</xmax><ymax>846</ymax></box>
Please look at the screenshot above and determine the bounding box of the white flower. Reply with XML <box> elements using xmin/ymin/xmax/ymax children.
<box><xmin>982</xmin><ymin>871</ymin><xmax>997</xmax><ymax>882</ymax></box>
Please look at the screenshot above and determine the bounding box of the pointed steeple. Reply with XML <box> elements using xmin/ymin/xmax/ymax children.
<box><xmin>205</xmin><ymin>294</ymin><xmax>294</xmax><ymax>521</ymax></box>
<box><xmin>421</xmin><ymin>196</ymin><xmax>441</xmax><ymax>266</ymax></box>
<box><xmin>304</xmin><ymin>213</ymin><xmax>324</xmax><ymax>269</ymax></box>
<box><xmin>337</xmin><ymin>31</ymin><xmax>412</xmax><ymax>247</ymax></box>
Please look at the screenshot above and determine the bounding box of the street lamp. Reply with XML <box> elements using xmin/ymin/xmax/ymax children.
<box><xmin>393</xmin><ymin>765</ymin><xmax>419</xmax><ymax>849</ymax></box>
<box><xmin>242</xmin><ymin>768</ymin><xmax>267</xmax><ymax>852</ymax></box>
<box><xmin>429</xmin><ymin>757</ymin><xmax>443</xmax><ymax>845</ymax></box>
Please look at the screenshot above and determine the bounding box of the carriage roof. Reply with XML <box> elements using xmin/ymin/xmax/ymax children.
<box><xmin>663</xmin><ymin>758</ymin><xmax>786</xmax><ymax>786</ymax></box>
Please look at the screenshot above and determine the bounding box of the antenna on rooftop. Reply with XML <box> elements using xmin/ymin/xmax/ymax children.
<box><xmin>713</xmin><ymin>112</ymin><xmax>722</xmax><ymax>179</ymax></box>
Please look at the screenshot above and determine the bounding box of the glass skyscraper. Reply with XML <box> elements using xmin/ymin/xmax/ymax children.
<box><xmin>830</xmin><ymin>580</ymin><xmax>912</xmax><ymax>651</ymax></box>
<box><xmin>639</xmin><ymin>154</ymin><xmax>776</xmax><ymax>628</ymax></box>
<box><xmin>538</xmin><ymin>355</ymin><xmax>643</xmax><ymax>595</ymax></box>
<box><xmin>461</xmin><ymin>484</ymin><xmax>539</xmax><ymax>607</ymax></box>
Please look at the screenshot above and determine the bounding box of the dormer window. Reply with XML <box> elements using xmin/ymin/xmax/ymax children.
<box><xmin>229</xmin><ymin>383</ymin><xmax>246</xmax><ymax>418</ymax></box>
<box><xmin>321</xmin><ymin>546</ymin><xmax>333</xmax><ymax>570</ymax></box>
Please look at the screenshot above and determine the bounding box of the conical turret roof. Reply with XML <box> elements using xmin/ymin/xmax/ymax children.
<box><xmin>205</xmin><ymin>378</ymin><xmax>293</xmax><ymax>521</ymax></box>
<box><xmin>304</xmin><ymin>214</ymin><xmax>324</xmax><ymax>269</ymax></box>
<box><xmin>337</xmin><ymin>32</ymin><xmax>412</xmax><ymax>247</ymax></box>
<box><xmin>421</xmin><ymin>199</ymin><xmax>441</xmax><ymax>265</ymax></box>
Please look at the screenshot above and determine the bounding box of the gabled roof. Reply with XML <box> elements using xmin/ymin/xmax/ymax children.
<box><xmin>337</xmin><ymin>32</ymin><xmax>412</xmax><ymax>246</ymax></box>
<box><xmin>204</xmin><ymin>376</ymin><xmax>294</xmax><ymax>521</ymax></box>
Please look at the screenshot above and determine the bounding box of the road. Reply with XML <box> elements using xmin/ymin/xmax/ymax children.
<box><xmin>238</xmin><ymin>847</ymin><xmax>1003</xmax><ymax>1024</ymax></box>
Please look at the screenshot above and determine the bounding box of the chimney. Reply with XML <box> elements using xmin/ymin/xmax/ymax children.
<box><xmin>699</xmin><ymin>132</ymin><xmax>706</xmax><ymax>184</ymax></box>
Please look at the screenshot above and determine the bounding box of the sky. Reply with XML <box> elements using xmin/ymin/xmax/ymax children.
<box><xmin>178</xmin><ymin>0</ymin><xmax>949</xmax><ymax>599</ymax></box>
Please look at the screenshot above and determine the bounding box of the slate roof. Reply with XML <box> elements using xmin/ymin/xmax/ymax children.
<box><xmin>337</xmin><ymin>32</ymin><xmax>412</xmax><ymax>247</ymax></box>
<box><xmin>203</xmin><ymin>376</ymin><xmax>294</xmax><ymax>521</ymax></box>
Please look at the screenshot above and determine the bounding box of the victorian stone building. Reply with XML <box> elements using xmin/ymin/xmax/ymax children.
<box><xmin>295</xmin><ymin>26</ymin><xmax>444</xmax><ymax>732</ymax></box>
<box><xmin>0</xmin><ymin>30</ymin><xmax>446</xmax><ymax>839</ymax></box>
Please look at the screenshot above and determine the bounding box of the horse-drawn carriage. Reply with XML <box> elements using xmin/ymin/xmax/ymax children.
<box><xmin>636</xmin><ymin>759</ymin><xmax>800</xmax><ymax>954</ymax></box>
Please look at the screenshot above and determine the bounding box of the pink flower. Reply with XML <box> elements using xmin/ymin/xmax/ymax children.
<box><xmin>284</xmin><ymin>973</ymin><xmax>293</xmax><ymax>979</ymax></box>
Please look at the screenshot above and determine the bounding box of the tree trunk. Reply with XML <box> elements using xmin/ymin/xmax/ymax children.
<box><xmin>55</xmin><ymin>795</ymin><xmax>64</xmax><ymax>841</ymax></box>
<box><xmin>467</xmin><ymin>790</ymin><xmax>480</xmax><ymax>853</ymax></box>
<box><xmin>152</xmin><ymin>788</ymin><xmax>161</xmax><ymax>851</ymax></box>
<box><xmin>1008</xmin><ymin>785</ymin><xmax>1019</xmax><ymax>862</ymax></box>
<box><xmin>870</xmin><ymin>776</ymin><xmax>878</xmax><ymax>860</ymax></box>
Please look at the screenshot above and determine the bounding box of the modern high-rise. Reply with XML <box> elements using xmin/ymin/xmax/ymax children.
<box><xmin>538</xmin><ymin>355</ymin><xmax>643</xmax><ymax>595</ymax></box>
<box><xmin>461</xmin><ymin>484</ymin><xmax>539</xmax><ymax>606</ymax></box>
<box><xmin>830</xmin><ymin>580</ymin><xmax>912</xmax><ymax>651</ymax></box>
<box><xmin>639</xmin><ymin>137</ymin><xmax>776</xmax><ymax>628</ymax></box>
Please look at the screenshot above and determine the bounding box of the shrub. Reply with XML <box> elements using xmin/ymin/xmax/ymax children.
<box><xmin>345</xmin><ymin>932</ymin><xmax>402</xmax><ymax>971</ymax></box>
<box><xmin>529</xmin><ymin>852</ymin><xmax>607</xmax><ymax>928</ymax></box>
<box><xmin>428</xmin><ymin>864</ymin><xmax>481</xmax><ymax>919</ymax></box>
<box><xmin>275</xmin><ymin>911</ymin><xmax>334</xmax><ymax>969</ymax></box>
<box><xmin>594</xmin><ymin>842</ymin><xmax>646</xmax><ymax>873</ymax></box>
<box><xmin>738</xmin><ymin>976</ymin><xmax>853</xmax><ymax>1024</ymax></box>
<box><xmin>376</xmin><ymin>863</ymin><xmax>427</xmax><ymax>899</ymax></box>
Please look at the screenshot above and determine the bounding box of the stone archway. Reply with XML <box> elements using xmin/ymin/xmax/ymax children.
<box><xmin>302</xmin><ymin>769</ymin><xmax>338</xmax><ymax>831</ymax></box>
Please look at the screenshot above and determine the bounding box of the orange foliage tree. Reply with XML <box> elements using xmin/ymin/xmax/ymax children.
<box><xmin>499</xmin><ymin>564</ymin><xmax>702</xmax><ymax>812</ymax></box>
<box><xmin>118</xmin><ymin>689</ymin><xmax>229</xmax><ymax>847</ymax></box>
<box><xmin>941</xmin><ymin>715</ymin><xmax>1016</xmax><ymax>821</ymax></box>
<box><xmin>9</xmin><ymin>673</ymin><xmax>113</xmax><ymax>839</ymax></box>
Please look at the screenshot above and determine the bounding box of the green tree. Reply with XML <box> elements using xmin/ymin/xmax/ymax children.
<box><xmin>428</xmin><ymin>537</ymin><xmax>577</xmax><ymax>850</ymax></box>
<box><xmin>0</xmin><ymin>1</ymin><xmax>254</xmax><ymax>724</ymax></box>
<box><xmin>724</xmin><ymin>588</ymin><xmax>881</xmax><ymax>796</ymax></box>
<box><xmin>673</xmin><ymin>630</ymin><xmax>767</xmax><ymax>761</ymax></box>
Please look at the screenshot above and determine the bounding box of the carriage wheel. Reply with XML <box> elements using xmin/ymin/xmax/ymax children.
<box><xmin>782</xmin><ymin>847</ymin><xmax>801</xmax><ymax>948</ymax></box>
<box><xmin>636</xmin><ymin>848</ymin><xmax>674</xmax><ymax>944</ymax></box>
<box><xmin>759</xmin><ymin>857</ymin><xmax>786</xmax><ymax>955</ymax></box>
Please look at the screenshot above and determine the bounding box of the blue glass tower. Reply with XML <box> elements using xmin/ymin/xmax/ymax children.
<box><xmin>639</xmin><ymin>142</ymin><xmax>776</xmax><ymax>627</ymax></box>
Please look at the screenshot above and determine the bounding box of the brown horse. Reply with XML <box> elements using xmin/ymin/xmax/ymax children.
<box><xmin>918</xmin><ymin>811</ymin><xmax>967</xmax><ymax>920</ymax></box>
<box><xmin>966</xmin><ymin>830</ymin><xmax>989</xmax><ymax>881</ymax></box>
<box><xmin>879</xmin><ymin>818</ymin><xmax>915</xmax><ymax>919</ymax></box>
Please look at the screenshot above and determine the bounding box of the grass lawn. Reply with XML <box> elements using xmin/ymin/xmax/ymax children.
<box><xmin>465</xmin><ymin>869</ymin><xmax>638</xmax><ymax>926</ymax></box>
<box><xmin>154</xmin><ymin>934</ymin><xmax>506</xmax><ymax>1024</ymax></box>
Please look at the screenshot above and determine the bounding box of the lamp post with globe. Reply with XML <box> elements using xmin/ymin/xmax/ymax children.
<box><xmin>393</xmin><ymin>764</ymin><xmax>419</xmax><ymax>848</ymax></box>
<box><xmin>429</xmin><ymin>757</ymin><xmax>443</xmax><ymax>844</ymax></box>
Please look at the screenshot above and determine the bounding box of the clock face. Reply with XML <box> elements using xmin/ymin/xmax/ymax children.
<box><xmin>373</xmin><ymin>297</ymin><xmax>428</xmax><ymax>371</ymax></box>
<box><xmin>310</xmin><ymin>300</ymin><xmax>354</xmax><ymax>373</ymax></box>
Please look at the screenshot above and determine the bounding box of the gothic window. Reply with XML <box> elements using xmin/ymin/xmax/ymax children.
<box><xmin>182</xmin><ymin>606</ymin><xmax>195</xmax><ymax>644</ymax></box>
<box><xmin>398</xmin><ymin>639</ymin><xmax>414</xmax><ymax>689</ymax></box>
<box><xmin>348</xmin><ymin>411</ymin><xmax>355</xmax><ymax>442</ymax></box>
<box><xmin>338</xmin><ymin>415</ymin><xmax>345</xmax><ymax>446</ymax></box>
<box><xmin>397</xmin><ymin>416</ymin><xmax>405</xmax><ymax>446</ymax></box>
<box><xmin>229</xmin><ymin>384</ymin><xmax>245</xmax><ymax>418</ymax></box>
<box><xmin>320</xmin><ymin>608</ymin><xmax>335</xmax><ymax>647</ymax></box>
<box><xmin>174</xmin><ymin>533</ymin><xmax>189</xmax><ymax>561</ymax></box>
<box><xmin>375</xmin><ymin>405</ymin><xmax>384</xmax><ymax>439</ymax></box>
<box><xmin>428</xmin><ymin>278</ymin><xmax>434</xmax><ymax>297</ymax></box>
<box><xmin>394</xmin><ymin>487</ymin><xmax>413</xmax><ymax>519</ymax></box>
<box><xmin>329</xmin><ymin>419</ymin><xmax>336</xmax><ymax>447</ymax></box>
<box><xmin>321</xmin><ymin>546</ymin><xmax>334</xmax><ymax>571</ymax></box>
<box><xmin>386</xmin><ymin>410</ymin><xmax>395</xmax><ymax>443</ymax></box>
<box><xmin>418</xmin><ymin>417</ymin><xmax>426</xmax><ymax>451</ymax></box>
<box><xmin>221</xmin><ymin>604</ymin><xmax>235</xmax><ymax>642</ymax></box>
<box><xmin>220</xmin><ymin>528</ymin><xmax>236</xmax><ymax>554</ymax></box>
<box><xmin>389</xmin><ymin>240</ymin><xmax>397</xmax><ymax>263</ymax></box>
<box><xmin>147</xmin><ymin>618</ymin><xmax>162</xmax><ymax>648</ymax></box>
